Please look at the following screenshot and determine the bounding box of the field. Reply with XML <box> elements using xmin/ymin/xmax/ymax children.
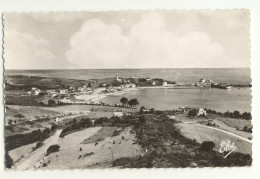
<box><xmin>10</xmin><ymin>126</ymin><xmax>143</xmax><ymax>169</ymax></box>
<box><xmin>5</xmin><ymin>75</ymin><xmax>93</xmax><ymax>90</ymax></box>
<box><xmin>177</xmin><ymin>122</ymin><xmax>252</xmax><ymax>154</ymax></box>
<box><xmin>5</xmin><ymin>105</ymin><xmax>138</xmax><ymax>137</ymax></box>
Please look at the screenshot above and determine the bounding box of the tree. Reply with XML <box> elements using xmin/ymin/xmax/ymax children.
<box><xmin>120</xmin><ymin>97</ymin><xmax>128</xmax><ymax>106</ymax></box>
<box><xmin>242</xmin><ymin>112</ymin><xmax>252</xmax><ymax>120</ymax></box>
<box><xmin>188</xmin><ymin>109</ymin><xmax>197</xmax><ymax>117</ymax></box>
<box><xmin>132</xmin><ymin>98</ymin><xmax>139</xmax><ymax>107</ymax></box>
<box><xmin>48</xmin><ymin>99</ymin><xmax>56</xmax><ymax>106</ymax></box>
<box><xmin>140</xmin><ymin>106</ymin><xmax>146</xmax><ymax>113</ymax></box>
<box><xmin>46</xmin><ymin>144</ymin><xmax>60</xmax><ymax>156</ymax></box>
<box><xmin>128</xmin><ymin>99</ymin><xmax>134</xmax><ymax>107</ymax></box>
<box><xmin>200</xmin><ymin>141</ymin><xmax>216</xmax><ymax>152</ymax></box>
<box><xmin>233</xmin><ymin>110</ymin><xmax>241</xmax><ymax>118</ymax></box>
<box><xmin>128</xmin><ymin>98</ymin><xmax>139</xmax><ymax>108</ymax></box>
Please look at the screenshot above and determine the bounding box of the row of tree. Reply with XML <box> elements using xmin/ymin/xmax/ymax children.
<box><xmin>120</xmin><ymin>97</ymin><xmax>139</xmax><ymax>107</ymax></box>
<box><xmin>205</xmin><ymin>108</ymin><xmax>252</xmax><ymax>120</ymax></box>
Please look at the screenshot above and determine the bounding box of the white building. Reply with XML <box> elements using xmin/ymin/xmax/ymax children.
<box><xmin>34</xmin><ymin>90</ymin><xmax>40</xmax><ymax>95</ymax></box>
<box><xmin>59</xmin><ymin>89</ymin><xmax>68</xmax><ymax>94</ymax></box>
<box><xmin>28</xmin><ymin>87</ymin><xmax>41</xmax><ymax>95</ymax></box>
<box><xmin>162</xmin><ymin>81</ymin><xmax>168</xmax><ymax>86</ymax></box>
<box><xmin>198</xmin><ymin>108</ymin><xmax>207</xmax><ymax>116</ymax></box>
<box><xmin>168</xmin><ymin>115</ymin><xmax>176</xmax><ymax>120</ymax></box>
<box><xmin>116</xmin><ymin>74</ymin><xmax>122</xmax><ymax>82</ymax></box>
<box><xmin>55</xmin><ymin>117</ymin><xmax>62</xmax><ymax>122</ymax></box>
<box><xmin>52</xmin><ymin>94</ymin><xmax>58</xmax><ymax>98</ymax></box>
<box><xmin>113</xmin><ymin>112</ymin><xmax>124</xmax><ymax>117</ymax></box>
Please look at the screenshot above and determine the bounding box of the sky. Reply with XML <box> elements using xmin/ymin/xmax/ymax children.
<box><xmin>4</xmin><ymin>10</ymin><xmax>250</xmax><ymax>69</ymax></box>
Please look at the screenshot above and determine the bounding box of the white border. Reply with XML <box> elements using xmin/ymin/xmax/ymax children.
<box><xmin>1</xmin><ymin>0</ymin><xmax>260</xmax><ymax>179</ymax></box>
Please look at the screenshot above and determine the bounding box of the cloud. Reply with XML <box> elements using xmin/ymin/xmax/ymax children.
<box><xmin>66</xmin><ymin>19</ymin><xmax>131</xmax><ymax>68</ymax></box>
<box><xmin>4</xmin><ymin>31</ymin><xmax>56</xmax><ymax>69</ymax></box>
<box><xmin>66</xmin><ymin>12</ymin><xmax>224</xmax><ymax>68</ymax></box>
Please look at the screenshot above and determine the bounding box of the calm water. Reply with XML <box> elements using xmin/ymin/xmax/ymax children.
<box><xmin>101</xmin><ymin>88</ymin><xmax>252</xmax><ymax>113</ymax></box>
<box><xmin>5</xmin><ymin>68</ymin><xmax>251</xmax><ymax>112</ymax></box>
<box><xmin>5</xmin><ymin>68</ymin><xmax>251</xmax><ymax>84</ymax></box>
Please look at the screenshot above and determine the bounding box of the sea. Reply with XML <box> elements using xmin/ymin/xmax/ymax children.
<box><xmin>5</xmin><ymin>68</ymin><xmax>252</xmax><ymax>113</ymax></box>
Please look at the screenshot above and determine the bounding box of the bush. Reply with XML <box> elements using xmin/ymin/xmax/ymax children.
<box><xmin>112</xmin><ymin>130</ymin><xmax>121</xmax><ymax>137</ymax></box>
<box><xmin>188</xmin><ymin>109</ymin><xmax>197</xmax><ymax>117</ymax></box>
<box><xmin>51</xmin><ymin>124</ymin><xmax>59</xmax><ymax>131</ymax></box>
<box><xmin>5</xmin><ymin>127</ymin><xmax>52</xmax><ymax>151</ymax></box>
<box><xmin>46</xmin><ymin>144</ymin><xmax>60</xmax><ymax>156</ymax></box>
<box><xmin>36</xmin><ymin>141</ymin><xmax>44</xmax><ymax>148</ymax></box>
<box><xmin>225</xmin><ymin>152</ymin><xmax>252</xmax><ymax>166</ymax></box>
<box><xmin>5</xmin><ymin>152</ymin><xmax>13</xmax><ymax>169</ymax></box>
<box><xmin>139</xmin><ymin>116</ymin><xmax>146</xmax><ymax>125</ymax></box>
<box><xmin>32</xmin><ymin>141</ymin><xmax>44</xmax><ymax>151</ymax></box>
<box><xmin>48</xmin><ymin>99</ymin><xmax>56</xmax><ymax>106</ymax></box>
<box><xmin>242</xmin><ymin>126</ymin><xmax>253</xmax><ymax>133</ymax></box>
<box><xmin>14</xmin><ymin>113</ymin><xmax>25</xmax><ymax>118</ymax></box>
<box><xmin>200</xmin><ymin>141</ymin><xmax>216</xmax><ymax>152</ymax></box>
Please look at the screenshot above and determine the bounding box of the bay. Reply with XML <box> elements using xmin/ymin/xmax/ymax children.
<box><xmin>100</xmin><ymin>88</ymin><xmax>252</xmax><ymax>113</ymax></box>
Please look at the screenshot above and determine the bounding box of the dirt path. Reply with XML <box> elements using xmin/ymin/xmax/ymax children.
<box><xmin>183</xmin><ymin>122</ymin><xmax>252</xmax><ymax>143</ymax></box>
<box><xmin>13</xmin><ymin>129</ymin><xmax>62</xmax><ymax>170</ymax></box>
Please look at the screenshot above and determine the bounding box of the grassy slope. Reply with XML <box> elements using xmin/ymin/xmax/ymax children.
<box><xmin>5</xmin><ymin>75</ymin><xmax>91</xmax><ymax>90</ymax></box>
<box><xmin>112</xmin><ymin>112</ymin><xmax>252</xmax><ymax>168</ymax></box>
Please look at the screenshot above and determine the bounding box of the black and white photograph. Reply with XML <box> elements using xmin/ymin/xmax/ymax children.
<box><xmin>3</xmin><ymin>10</ymin><xmax>253</xmax><ymax>170</ymax></box>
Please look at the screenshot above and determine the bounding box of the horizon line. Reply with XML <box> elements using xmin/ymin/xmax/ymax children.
<box><xmin>5</xmin><ymin>67</ymin><xmax>251</xmax><ymax>70</ymax></box>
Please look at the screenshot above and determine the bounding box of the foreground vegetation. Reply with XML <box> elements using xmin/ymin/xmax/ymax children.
<box><xmin>5</xmin><ymin>102</ymin><xmax>252</xmax><ymax>168</ymax></box>
<box><xmin>112</xmin><ymin>112</ymin><xmax>251</xmax><ymax>167</ymax></box>
<box><xmin>25</xmin><ymin>109</ymin><xmax>250</xmax><ymax>168</ymax></box>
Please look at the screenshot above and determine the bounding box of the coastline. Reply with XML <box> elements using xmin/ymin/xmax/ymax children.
<box><xmin>74</xmin><ymin>87</ymin><xmax>140</xmax><ymax>103</ymax></box>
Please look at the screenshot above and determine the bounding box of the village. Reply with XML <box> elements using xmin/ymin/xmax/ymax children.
<box><xmin>25</xmin><ymin>74</ymin><xmax>234</xmax><ymax>100</ymax></box>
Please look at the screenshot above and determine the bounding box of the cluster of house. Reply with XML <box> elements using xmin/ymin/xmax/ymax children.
<box><xmin>177</xmin><ymin>107</ymin><xmax>207</xmax><ymax>116</ymax></box>
<box><xmin>195</xmin><ymin>78</ymin><xmax>213</xmax><ymax>88</ymax></box>
<box><xmin>195</xmin><ymin>78</ymin><xmax>232</xmax><ymax>89</ymax></box>
<box><xmin>27</xmin><ymin>87</ymin><xmax>42</xmax><ymax>96</ymax></box>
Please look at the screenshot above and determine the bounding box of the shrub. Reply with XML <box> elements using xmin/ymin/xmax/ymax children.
<box><xmin>14</xmin><ymin>113</ymin><xmax>25</xmax><ymax>118</ymax></box>
<box><xmin>200</xmin><ymin>141</ymin><xmax>216</xmax><ymax>152</ymax></box>
<box><xmin>46</xmin><ymin>144</ymin><xmax>60</xmax><ymax>156</ymax></box>
<box><xmin>112</xmin><ymin>130</ymin><xmax>121</xmax><ymax>137</ymax></box>
<box><xmin>242</xmin><ymin>126</ymin><xmax>253</xmax><ymax>133</ymax></box>
<box><xmin>5</xmin><ymin>128</ymin><xmax>52</xmax><ymax>151</ymax></box>
<box><xmin>225</xmin><ymin>152</ymin><xmax>252</xmax><ymax>166</ymax></box>
<box><xmin>188</xmin><ymin>109</ymin><xmax>197</xmax><ymax>117</ymax></box>
<box><xmin>51</xmin><ymin>124</ymin><xmax>59</xmax><ymax>131</ymax></box>
<box><xmin>241</xmin><ymin>112</ymin><xmax>252</xmax><ymax>120</ymax></box>
<box><xmin>32</xmin><ymin>141</ymin><xmax>44</xmax><ymax>151</ymax></box>
<box><xmin>5</xmin><ymin>152</ymin><xmax>13</xmax><ymax>169</ymax></box>
<box><xmin>36</xmin><ymin>141</ymin><xmax>44</xmax><ymax>148</ymax></box>
<box><xmin>139</xmin><ymin>116</ymin><xmax>146</xmax><ymax>125</ymax></box>
<box><xmin>48</xmin><ymin>99</ymin><xmax>56</xmax><ymax>106</ymax></box>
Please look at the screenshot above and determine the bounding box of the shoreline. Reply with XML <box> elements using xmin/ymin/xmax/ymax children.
<box><xmin>74</xmin><ymin>87</ymin><xmax>140</xmax><ymax>103</ymax></box>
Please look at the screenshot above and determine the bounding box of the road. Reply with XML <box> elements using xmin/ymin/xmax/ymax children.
<box><xmin>183</xmin><ymin>122</ymin><xmax>252</xmax><ymax>144</ymax></box>
<box><xmin>13</xmin><ymin>129</ymin><xmax>62</xmax><ymax>170</ymax></box>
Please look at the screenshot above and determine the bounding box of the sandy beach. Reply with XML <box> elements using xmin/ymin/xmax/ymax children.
<box><xmin>74</xmin><ymin>87</ymin><xmax>140</xmax><ymax>103</ymax></box>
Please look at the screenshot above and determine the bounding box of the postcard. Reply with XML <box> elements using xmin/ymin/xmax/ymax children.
<box><xmin>3</xmin><ymin>10</ymin><xmax>252</xmax><ymax>170</ymax></box>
